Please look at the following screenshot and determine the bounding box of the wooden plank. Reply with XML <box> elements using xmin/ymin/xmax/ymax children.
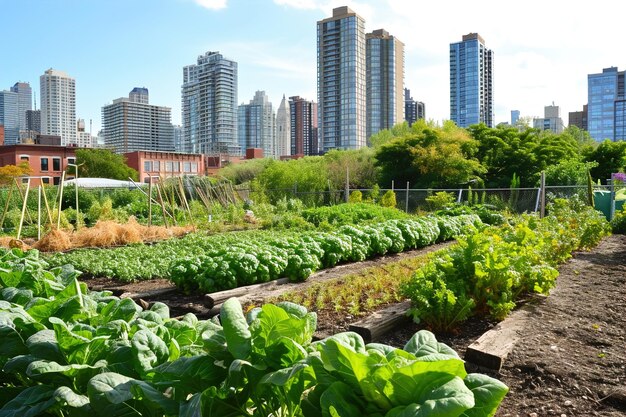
<box><xmin>119</xmin><ymin>287</ymin><xmax>179</xmax><ymax>300</ymax></box>
<box><xmin>204</xmin><ymin>277</ymin><xmax>290</xmax><ymax>308</ymax></box>
<box><xmin>348</xmin><ymin>301</ymin><xmax>412</xmax><ymax>343</ymax></box>
<box><xmin>465</xmin><ymin>305</ymin><xmax>535</xmax><ymax>371</ymax></box>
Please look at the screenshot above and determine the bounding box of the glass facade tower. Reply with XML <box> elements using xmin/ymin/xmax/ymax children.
<box><xmin>450</xmin><ymin>33</ymin><xmax>493</xmax><ymax>128</ymax></box>
<box><xmin>587</xmin><ymin>67</ymin><xmax>625</xmax><ymax>141</ymax></box>
<box><xmin>366</xmin><ymin>29</ymin><xmax>404</xmax><ymax>141</ymax></box>
<box><xmin>238</xmin><ymin>91</ymin><xmax>276</xmax><ymax>158</ymax></box>
<box><xmin>182</xmin><ymin>51</ymin><xmax>239</xmax><ymax>155</ymax></box>
<box><xmin>0</xmin><ymin>90</ymin><xmax>19</xmax><ymax>145</ymax></box>
<box><xmin>10</xmin><ymin>82</ymin><xmax>32</xmax><ymax>132</ymax></box>
<box><xmin>317</xmin><ymin>6</ymin><xmax>366</xmax><ymax>152</ymax></box>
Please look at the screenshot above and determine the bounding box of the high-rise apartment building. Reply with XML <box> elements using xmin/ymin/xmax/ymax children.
<box><xmin>173</xmin><ymin>125</ymin><xmax>183</xmax><ymax>152</ymax></box>
<box><xmin>276</xmin><ymin>95</ymin><xmax>291</xmax><ymax>157</ymax></box>
<box><xmin>102</xmin><ymin>88</ymin><xmax>174</xmax><ymax>153</ymax></box>
<box><xmin>366</xmin><ymin>29</ymin><xmax>404</xmax><ymax>140</ymax></box>
<box><xmin>182</xmin><ymin>51</ymin><xmax>239</xmax><ymax>155</ymax></box>
<box><xmin>317</xmin><ymin>6</ymin><xmax>367</xmax><ymax>152</ymax></box>
<box><xmin>568</xmin><ymin>105</ymin><xmax>588</xmax><ymax>131</ymax></box>
<box><xmin>238</xmin><ymin>91</ymin><xmax>276</xmax><ymax>158</ymax></box>
<box><xmin>404</xmin><ymin>88</ymin><xmax>425</xmax><ymax>126</ymax></box>
<box><xmin>40</xmin><ymin>69</ymin><xmax>76</xmax><ymax>146</ymax></box>
<box><xmin>450</xmin><ymin>33</ymin><xmax>494</xmax><ymax>127</ymax></box>
<box><xmin>588</xmin><ymin>67</ymin><xmax>625</xmax><ymax>141</ymax></box>
<box><xmin>511</xmin><ymin>110</ymin><xmax>520</xmax><ymax>126</ymax></box>
<box><xmin>26</xmin><ymin>110</ymin><xmax>41</xmax><ymax>133</ymax></box>
<box><xmin>10</xmin><ymin>82</ymin><xmax>32</xmax><ymax>132</ymax></box>
<box><xmin>289</xmin><ymin>96</ymin><xmax>318</xmax><ymax>156</ymax></box>
<box><xmin>75</xmin><ymin>119</ymin><xmax>96</xmax><ymax>148</ymax></box>
<box><xmin>0</xmin><ymin>90</ymin><xmax>19</xmax><ymax>145</ymax></box>
<box><xmin>533</xmin><ymin>103</ymin><xmax>564</xmax><ymax>134</ymax></box>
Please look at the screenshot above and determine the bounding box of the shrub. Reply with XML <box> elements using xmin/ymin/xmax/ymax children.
<box><xmin>425</xmin><ymin>191</ymin><xmax>456</xmax><ymax>211</ymax></box>
<box><xmin>380</xmin><ymin>190</ymin><xmax>396</xmax><ymax>207</ymax></box>
<box><xmin>611</xmin><ymin>208</ymin><xmax>626</xmax><ymax>234</ymax></box>
<box><xmin>348</xmin><ymin>190</ymin><xmax>363</xmax><ymax>203</ymax></box>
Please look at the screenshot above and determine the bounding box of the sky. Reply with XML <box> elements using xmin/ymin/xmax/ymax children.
<box><xmin>1</xmin><ymin>0</ymin><xmax>625</xmax><ymax>135</ymax></box>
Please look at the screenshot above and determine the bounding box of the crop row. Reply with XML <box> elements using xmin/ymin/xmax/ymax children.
<box><xmin>401</xmin><ymin>199</ymin><xmax>612</xmax><ymax>331</ymax></box>
<box><xmin>0</xmin><ymin>248</ymin><xmax>507</xmax><ymax>416</ymax></box>
<box><xmin>46</xmin><ymin>214</ymin><xmax>483</xmax><ymax>294</ymax></box>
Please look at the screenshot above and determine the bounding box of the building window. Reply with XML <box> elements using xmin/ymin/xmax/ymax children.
<box><xmin>42</xmin><ymin>177</ymin><xmax>50</xmax><ymax>184</ymax></box>
<box><xmin>53</xmin><ymin>177</ymin><xmax>60</xmax><ymax>185</ymax></box>
<box><xmin>173</xmin><ymin>162</ymin><xmax>180</xmax><ymax>172</ymax></box>
<box><xmin>19</xmin><ymin>154</ymin><xmax>29</xmax><ymax>162</ymax></box>
<box><xmin>165</xmin><ymin>162</ymin><xmax>173</xmax><ymax>172</ymax></box>
<box><xmin>67</xmin><ymin>157</ymin><xmax>76</xmax><ymax>165</ymax></box>
<box><xmin>52</xmin><ymin>158</ymin><xmax>61</xmax><ymax>171</ymax></box>
<box><xmin>153</xmin><ymin>161</ymin><xmax>160</xmax><ymax>172</ymax></box>
<box><xmin>183</xmin><ymin>162</ymin><xmax>191</xmax><ymax>173</ymax></box>
<box><xmin>144</xmin><ymin>161</ymin><xmax>152</xmax><ymax>172</ymax></box>
<box><xmin>191</xmin><ymin>162</ymin><xmax>198</xmax><ymax>173</ymax></box>
<box><xmin>41</xmin><ymin>157</ymin><xmax>49</xmax><ymax>171</ymax></box>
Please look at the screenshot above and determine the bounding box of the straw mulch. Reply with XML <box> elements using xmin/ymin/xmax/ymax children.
<box><xmin>25</xmin><ymin>217</ymin><xmax>193</xmax><ymax>252</ymax></box>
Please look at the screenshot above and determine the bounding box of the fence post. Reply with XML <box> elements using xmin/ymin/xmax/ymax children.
<box><xmin>534</xmin><ymin>187</ymin><xmax>541</xmax><ymax>212</ymax></box>
<box><xmin>294</xmin><ymin>182</ymin><xmax>298</xmax><ymax>198</ymax></box>
<box><xmin>539</xmin><ymin>171</ymin><xmax>546</xmax><ymax>219</ymax></box>
<box><xmin>405</xmin><ymin>181</ymin><xmax>409</xmax><ymax>212</ymax></box>
<box><xmin>457</xmin><ymin>188</ymin><xmax>463</xmax><ymax>203</ymax></box>
<box><xmin>609</xmin><ymin>176</ymin><xmax>615</xmax><ymax>221</ymax></box>
<box><xmin>344</xmin><ymin>167</ymin><xmax>349</xmax><ymax>203</ymax></box>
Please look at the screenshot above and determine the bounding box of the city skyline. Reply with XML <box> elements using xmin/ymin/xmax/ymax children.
<box><xmin>1</xmin><ymin>0</ymin><xmax>625</xmax><ymax>137</ymax></box>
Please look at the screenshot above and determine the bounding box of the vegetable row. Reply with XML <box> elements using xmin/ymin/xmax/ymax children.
<box><xmin>401</xmin><ymin>198</ymin><xmax>612</xmax><ymax>331</ymax></box>
<box><xmin>0</xmin><ymin>248</ymin><xmax>508</xmax><ymax>417</ymax></box>
<box><xmin>46</xmin><ymin>214</ymin><xmax>483</xmax><ymax>294</ymax></box>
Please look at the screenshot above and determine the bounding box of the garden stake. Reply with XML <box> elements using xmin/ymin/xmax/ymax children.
<box><xmin>17</xmin><ymin>178</ymin><xmax>31</xmax><ymax>240</ymax></box>
<box><xmin>40</xmin><ymin>181</ymin><xmax>54</xmax><ymax>227</ymax></box>
<box><xmin>37</xmin><ymin>185</ymin><xmax>41</xmax><ymax>240</ymax></box>
<box><xmin>56</xmin><ymin>171</ymin><xmax>66</xmax><ymax>229</ymax></box>
<box><xmin>0</xmin><ymin>181</ymin><xmax>15</xmax><ymax>229</ymax></box>
<box><xmin>155</xmin><ymin>183</ymin><xmax>169</xmax><ymax>228</ymax></box>
<box><xmin>14</xmin><ymin>178</ymin><xmax>35</xmax><ymax>224</ymax></box>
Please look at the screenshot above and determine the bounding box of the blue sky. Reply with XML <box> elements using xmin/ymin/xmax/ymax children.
<box><xmin>2</xmin><ymin>0</ymin><xmax>625</xmax><ymax>133</ymax></box>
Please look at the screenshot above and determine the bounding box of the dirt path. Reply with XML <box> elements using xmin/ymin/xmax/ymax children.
<box><xmin>495</xmin><ymin>234</ymin><xmax>626</xmax><ymax>416</ymax></box>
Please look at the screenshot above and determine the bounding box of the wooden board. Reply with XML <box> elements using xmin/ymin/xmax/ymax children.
<box><xmin>348</xmin><ymin>301</ymin><xmax>412</xmax><ymax>343</ymax></box>
<box><xmin>465</xmin><ymin>305</ymin><xmax>535</xmax><ymax>371</ymax></box>
<box><xmin>204</xmin><ymin>278</ymin><xmax>290</xmax><ymax>308</ymax></box>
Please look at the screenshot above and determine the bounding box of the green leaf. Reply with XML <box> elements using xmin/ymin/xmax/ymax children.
<box><xmin>220</xmin><ymin>298</ymin><xmax>251</xmax><ymax>359</ymax></box>
<box><xmin>320</xmin><ymin>381</ymin><xmax>364</xmax><ymax>417</ymax></box>
<box><xmin>131</xmin><ymin>329</ymin><xmax>169</xmax><ymax>375</ymax></box>
<box><xmin>0</xmin><ymin>385</ymin><xmax>57</xmax><ymax>417</ymax></box>
<box><xmin>148</xmin><ymin>355</ymin><xmax>228</xmax><ymax>395</ymax></box>
<box><xmin>403</xmin><ymin>331</ymin><xmax>459</xmax><ymax>359</ymax></box>
<box><xmin>25</xmin><ymin>329</ymin><xmax>65</xmax><ymax>363</ymax></box>
<box><xmin>384</xmin><ymin>377</ymin><xmax>474</xmax><ymax>417</ymax></box>
<box><xmin>460</xmin><ymin>374</ymin><xmax>508</xmax><ymax>417</ymax></box>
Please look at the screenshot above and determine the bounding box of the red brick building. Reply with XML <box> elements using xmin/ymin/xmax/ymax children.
<box><xmin>0</xmin><ymin>144</ymin><xmax>76</xmax><ymax>186</ymax></box>
<box><xmin>124</xmin><ymin>150</ymin><xmax>206</xmax><ymax>183</ymax></box>
<box><xmin>0</xmin><ymin>125</ymin><xmax>4</xmax><ymax>146</ymax></box>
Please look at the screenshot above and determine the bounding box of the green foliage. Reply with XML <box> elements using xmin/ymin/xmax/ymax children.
<box><xmin>380</xmin><ymin>190</ymin><xmax>397</xmax><ymax>208</ymax></box>
<box><xmin>302</xmin><ymin>203</ymin><xmax>408</xmax><ymax>227</ymax></box>
<box><xmin>402</xmin><ymin>200</ymin><xmax>610</xmax><ymax>331</ymax></box>
<box><xmin>219</xmin><ymin>158</ymin><xmax>272</xmax><ymax>185</ymax></box>
<box><xmin>611</xmin><ymin>207</ymin><xmax>626</xmax><ymax>234</ymax></box>
<box><xmin>348</xmin><ymin>190</ymin><xmax>363</xmax><ymax>203</ymax></box>
<box><xmin>584</xmin><ymin>140</ymin><xmax>626</xmax><ymax>183</ymax></box>
<box><xmin>375</xmin><ymin>121</ymin><xmax>485</xmax><ymax>188</ymax></box>
<box><xmin>425</xmin><ymin>191</ymin><xmax>456</xmax><ymax>211</ymax></box>
<box><xmin>74</xmin><ymin>148</ymin><xmax>139</xmax><ymax>181</ymax></box>
<box><xmin>0</xmin><ymin>249</ymin><xmax>507</xmax><ymax>416</ymax></box>
<box><xmin>543</xmin><ymin>159</ymin><xmax>599</xmax><ymax>186</ymax></box>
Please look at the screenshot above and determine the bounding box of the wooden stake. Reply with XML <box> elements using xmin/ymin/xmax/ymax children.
<box><xmin>17</xmin><ymin>178</ymin><xmax>31</xmax><ymax>240</ymax></box>
<box><xmin>37</xmin><ymin>186</ymin><xmax>42</xmax><ymax>240</ymax></box>
<box><xmin>57</xmin><ymin>171</ymin><xmax>66</xmax><ymax>229</ymax></box>
<box><xmin>40</xmin><ymin>181</ymin><xmax>54</xmax><ymax>227</ymax></box>
<box><xmin>155</xmin><ymin>183</ymin><xmax>169</xmax><ymax>228</ymax></box>
<box><xmin>0</xmin><ymin>182</ymin><xmax>15</xmax><ymax>229</ymax></box>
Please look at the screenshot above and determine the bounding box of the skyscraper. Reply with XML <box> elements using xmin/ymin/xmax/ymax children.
<box><xmin>238</xmin><ymin>91</ymin><xmax>276</xmax><ymax>158</ymax></box>
<box><xmin>10</xmin><ymin>82</ymin><xmax>32</xmax><ymax>132</ymax></box>
<box><xmin>511</xmin><ymin>110</ymin><xmax>520</xmax><ymax>126</ymax></box>
<box><xmin>26</xmin><ymin>110</ymin><xmax>41</xmax><ymax>133</ymax></box>
<box><xmin>40</xmin><ymin>69</ymin><xmax>76</xmax><ymax>145</ymax></box>
<box><xmin>533</xmin><ymin>103</ymin><xmax>564</xmax><ymax>134</ymax></box>
<box><xmin>404</xmin><ymin>88</ymin><xmax>425</xmax><ymax>126</ymax></box>
<box><xmin>289</xmin><ymin>96</ymin><xmax>318</xmax><ymax>156</ymax></box>
<box><xmin>366</xmin><ymin>29</ymin><xmax>404</xmax><ymax>140</ymax></box>
<box><xmin>0</xmin><ymin>90</ymin><xmax>19</xmax><ymax>145</ymax></box>
<box><xmin>276</xmin><ymin>95</ymin><xmax>291</xmax><ymax>157</ymax></box>
<box><xmin>102</xmin><ymin>88</ymin><xmax>174</xmax><ymax>153</ymax></box>
<box><xmin>569</xmin><ymin>105</ymin><xmax>588</xmax><ymax>131</ymax></box>
<box><xmin>450</xmin><ymin>33</ymin><xmax>494</xmax><ymax>128</ymax></box>
<box><xmin>317</xmin><ymin>6</ymin><xmax>366</xmax><ymax>152</ymax></box>
<box><xmin>182</xmin><ymin>51</ymin><xmax>239</xmax><ymax>155</ymax></box>
<box><xmin>588</xmin><ymin>67</ymin><xmax>625</xmax><ymax>141</ymax></box>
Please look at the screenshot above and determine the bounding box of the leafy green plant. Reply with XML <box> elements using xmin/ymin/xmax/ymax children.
<box><xmin>380</xmin><ymin>190</ymin><xmax>397</xmax><ymax>208</ymax></box>
<box><xmin>348</xmin><ymin>190</ymin><xmax>363</xmax><ymax>203</ymax></box>
<box><xmin>425</xmin><ymin>191</ymin><xmax>456</xmax><ymax>211</ymax></box>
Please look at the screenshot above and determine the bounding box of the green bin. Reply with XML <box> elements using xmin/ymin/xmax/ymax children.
<box><xmin>594</xmin><ymin>191</ymin><xmax>611</xmax><ymax>220</ymax></box>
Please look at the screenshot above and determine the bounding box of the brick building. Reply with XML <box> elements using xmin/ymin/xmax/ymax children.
<box><xmin>124</xmin><ymin>150</ymin><xmax>206</xmax><ymax>183</ymax></box>
<box><xmin>0</xmin><ymin>144</ymin><xmax>76</xmax><ymax>186</ymax></box>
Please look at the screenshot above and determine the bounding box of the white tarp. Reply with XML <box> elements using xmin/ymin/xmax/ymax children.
<box><xmin>63</xmin><ymin>177</ymin><xmax>145</xmax><ymax>188</ymax></box>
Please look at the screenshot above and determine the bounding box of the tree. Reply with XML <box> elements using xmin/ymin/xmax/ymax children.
<box><xmin>374</xmin><ymin>120</ymin><xmax>485</xmax><ymax>188</ymax></box>
<box><xmin>584</xmin><ymin>140</ymin><xmax>626</xmax><ymax>183</ymax></box>
<box><xmin>323</xmin><ymin>148</ymin><xmax>378</xmax><ymax>190</ymax></box>
<box><xmin>73</xmin><ymin>149</ymin><xmax>139</xmax><ymax>181</ymax></box>
<box><xmin>0</xmin><ymin>162</ymin><xmax>32</xmax><ymax>185</ymax></box>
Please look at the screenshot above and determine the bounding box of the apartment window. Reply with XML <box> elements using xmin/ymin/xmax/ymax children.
<box><xmin>67</xmin><ymin>157</ymin><xmax>76</xmax><ymax>165</ymax></box>
<box><xmin>183</xmin><ymin>162</ymin><xmax>191</xmax><ymax>173</ymax></box>
<box><xmin>153</xmin><ymin>161</ymin><xmax>160</xmax><ymax>172</ymax></box>
<box><xmin>19</xmin><ymin>154</ymin><xmax>29</xmax><ymax>162</ymax></box>
<box><xmin>191</xmin><ymin>162</ymin><xmax>198</xmax><ymax>173</ymax></box>
<box><xmin>144</xmin><ymin>161</ymin><xmax>152</xmax><ymax>172</ymax></box>
<box><xmin>53</xmin><ymin>177</ymin><xmax>60</xmax><ymax>185</ymax></box>
<box><xmin>165</xmin><ymin>162</ymin><xmax>173</xmax><ymax>172</ymax></box>
<box><xmin>42</xmin><ymin>177</ymin><xmax>50</xmax><ymax>184</ymax></box>
<box><xmin>52</xmin><ymin>158</ymin><xmax>61</xmax><ymax>171</ymax></box>
<box><xmin>41</xmin><ymin>157</ymin><xmax>49</xmax><ymax>171</ymax></box>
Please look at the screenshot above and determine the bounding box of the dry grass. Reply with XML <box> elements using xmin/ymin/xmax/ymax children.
<box><xmin>6</xmin><ymin>216</ymin><xmax>194</xmax><ymax>252</ymax></box>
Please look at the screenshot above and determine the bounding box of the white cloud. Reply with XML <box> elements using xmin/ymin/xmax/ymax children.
<box><xmin>194</xmin><ymin>0</ymin><xmax>227</xmax><ymax>10</ymax></box>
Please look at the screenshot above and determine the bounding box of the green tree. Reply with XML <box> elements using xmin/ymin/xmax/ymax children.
<box><xmin>323</xmin><ymin>148</ymin><xmax>378</xmax><ymax>190</ymax></box>
<box><xmin>375</xmin><ymin>120</ymin><xmax>485</xmax><ymax>188</ymax></box>
<box><xmin>584</xmin><ymin>140</ymin><xmax>626</xmax><ymax>183</ymax></box>
<box><xmin>73</xmin><ymin>149</ymin><xmax>139</xmax><ymax>181</ymax></box>
<box><xmin>543</xmin><ymin>160</ymin><xmax>599</xmax><ymax>186</ymax></box>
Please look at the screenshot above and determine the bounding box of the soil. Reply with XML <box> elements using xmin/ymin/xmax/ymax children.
<box><xmin>81</xmin><ymin>234</ymin><xmax>626</xmax><ymax>416</ymax></box>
